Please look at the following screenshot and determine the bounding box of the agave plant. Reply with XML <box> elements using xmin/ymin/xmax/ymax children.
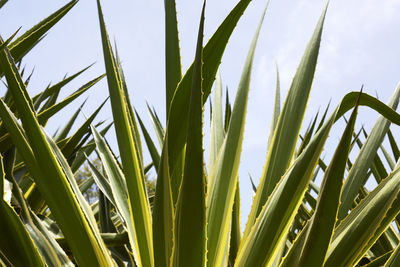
<box><xmin>2</xmin><ymin>0</ymin><xmax>400</xmax><ymax>266</ymax></box>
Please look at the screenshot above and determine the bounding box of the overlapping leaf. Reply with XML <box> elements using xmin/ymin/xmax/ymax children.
<box><xmin>243</xmin><ymin>4</ymin><xmax>328</xmax><ymax>239</ymax></box>
<box><xmin>172</xmin><ymin>2</ymin><xmax>206</xmax><ymax>266</ymax></box>
<box><xmin>206</xmin><ymin>2</ymin><xmax>268</xmax><ymax>266</ymax></box>
<box><xmin>0</xmin><ymin>37</ymin><xmax>113</xmax><ymax>266</ymax></box>
<box><xmin>96</xmin><ymin>1</ymin><xmax>153</xmax><ymax>265</ymax></box>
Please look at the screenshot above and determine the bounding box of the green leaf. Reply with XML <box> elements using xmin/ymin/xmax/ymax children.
<box><xmin>136</xmin><ymin>110</ymin><xmax>160</xmax><ymax>172</ymax></box>
<box><xmin>267</xmin><ymin>64</ymin><xmax>281</xmax><ymax>147</ymax></box>
<box><xmin>70</xmin><ymin>122</ymin><xmax>113</xmax><ymax>173</ymax></box>
<box><xmin>164</xmin><ymin>0</ymin><xmax>182</xmax><ymax>118</ymax></box>
<box><xmin>235</xmin><ymin>93</ymin><xmax>334</xmax><ymax>267</ymax></box>
<box><xmin>3</xmin><ymin>0</ymin><xmax>78</xmax><ymax>74</ymax></box>
<box><xmin>29</xmin><ymin>211</ymin><xmax>74</xmax><ymax>266</ymax></box>
<box><xmin>381</xmin><ymin>144</ymin><xmax>396</xmax><ymax>171</ymax></box>
<box><xmin>297</xmin><ymin>112</ymin><xmax>319</xmax><ymax>157</ymax></box>
<box><xmin>209</xmin><ymin>70</ymin><xmax>224</xmax><ymax>176</ymax></box>
<box><xmin>55</xmin><ymin>99</ymin><xmax>87</xmax><ymax>141</ymax></box>
<box><xmin>96</xmin><ymin>1</ymin><xmax>154</xmax><ymax>265</ymax></box>
<box><xmin>243</xmin><ymin>4</ymin><xmax>328</xmax><ymax>239</ymax></box>
<box><xmin>351</xmin><ymin>128</ymin><xmax>389</xmax><ymax>185</ymax></box>
<box><xmin>0</xmin><ymin>28</ymin><xmax>21</xmax><ymax>53</ymax></box>
<box><xmin>115</xmin><ymin>48</ymin><xmax>144</xmax><ymax>174</ymax></box>
<box><xmin>207</xmin><ymin>3</ymin><xmax>268</xmax><ymax>266</ymax></box>
<box><xmin>0</xmin><ymin>156</ymin><xmax>45</xmax><ymax>267</ymax></box>
<box><xmin>316</xmin><ymin>101</ymin><xmax>331</xmax><ymax>131</ymax></box>
<box><xmin>387</xmin><ymin>129</ymin><xmax>399</xmax><ymax>161</ymax></box>
<box><xmin>338</xmin><ymin>82</ymin><xmax>400</xmax><ymax>222</ymax></box>
<box><xmin>366</xmin><ymin>251</ymin><xmax>393</xmax><ymax>267</ymax></box>
<box><xmin>229</xmin><ymin>181</ymin><xmax>241</xmax><ymax>267</ymax></box>
<box><xmin>248</xmin><ymin>173</ymin><xmax>257</xmax><ymax>193</ymax></box>
<box><xmin>3</xmin><ymin>148</ymin><xmax>73</xmax><ymax>266</ymax></box>
<box><xmin>152</xmin><ymin>134</ymin><xmax>174</xmax><ymax>267</ymax></box>
<box><xmin>0</xmin><ymin>39</ymin><xmax>113</xmax><ymax>266</ymax></box>
<box><xmin>147</xmin><ymin>103</ymin><xmax>165</xmax><ymax>148</ymax></box>
<box><xmin>294</xmin><ymin>94</ymin><xmax>359</xmax><ymax>267</ymax></box>
<box><xmin>224</xmin><ymin>88</ymin><xmax>232</xmax><ymax>132</ymax></box>
<box><xmin>98</xmin><ymin>192</ymin><xmax>112</xmax><ymax>233</ymax></box>
<box><xmin>32</xmin><ymin>64</ymin><xmax>94</xmax><ymax>109</ymax></box>
<box><xmin>166</xmin><ymin>0</ymin><xmax>254</xmax><ymax>203</ymax></box>
<box><xmin>86</xmin><ymin>157</ymin><xmax>115</xmax><ymax>206</ymax></box>
<box><xmin>0</xmin><ymin>102</ymin><xmax>39</xmax><ymax>181</ymax></box>
<box><xmin>37</xmin><ymin>74</ymin><xmax>105</xmax><ymax>126</ymax></box>
<box><xmin>60</xmin><ymin>98</ymin><xmax>107</xmax><ymax>159</ymax></box>
<box><xmin>78</xmin><ymin>171</ymin><xmax>95</xmax><ymax>195</ymax></box>
<box><xmin>385</xmin><ymin>244</ymin><xmax>400</xmax><ymax>266</ymax></box>
<box><xmin>38</xmin><ymin>84</ymin><xmax>61</xmax><ymax>113</ymax></box>
<box><xmin>91</xmin><ymin>126</ymin><xmax>141</xmax><ymax>264</ymax></box>
<box><xmin>280</xmin><ymin>221</ymin><xmax>310</xmax><ymax>267</ymax></box>
<box><xmin>45</xmin><ymin>131</ymin><xmax>117</xmax><ymax>262</ymax></box>
<box><xmin>0</xmin><ymin>0</ymin><xmax>8</xmax><ymax>9</ymax></box>
<box><xmin>172</xmin><ymin>2</ymin><xmax>206</xmax><ymax>266</ymax></box>
<box><xmin>324</xmin><ymin>165</ymin><xmax>400</xmax><ymax>266</ymax></box>
<box><xmin>235</xmin><ymin>88</ymin><xmax>400</xmax><ymax>266</ymax></box>
<box><xmin>0</xmin><ymin>103</ymin><xmax>48</xmax><ymax>213</ymax></box>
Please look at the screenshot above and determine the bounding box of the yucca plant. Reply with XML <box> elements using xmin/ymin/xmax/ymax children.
<box><xmin>2</xmin><ymin>0</ymin><xmax>400</xmax><ymax>266</ymax></box>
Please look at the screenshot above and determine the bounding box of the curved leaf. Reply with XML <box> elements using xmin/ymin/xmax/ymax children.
<box><xmin>338</xmin><ymin>82</ymin><xmax>400</xmax><ymax>222</ymax></box>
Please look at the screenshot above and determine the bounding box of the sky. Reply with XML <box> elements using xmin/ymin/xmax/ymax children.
<box><xmin>2</xmin><ymin>0</ymin><xmax>400</xmax><ymax>229</ymax></box>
